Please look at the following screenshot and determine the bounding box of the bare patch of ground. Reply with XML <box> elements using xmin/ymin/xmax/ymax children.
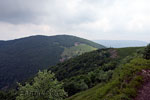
<box><xmin>109</xmin><ymin>49</ymin><xmax>118</xmax><ymax>58</ymax></box>
<box><xmin>133</xmin><ymin>69</ymin><xmax>150</xmax><ymax>100</ymax></box>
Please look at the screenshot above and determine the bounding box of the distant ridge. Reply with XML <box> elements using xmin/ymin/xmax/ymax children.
<box><xmin>94</xmin><ymin>40</ymin><xmax>148</xmax><ymax>48</ymax></box>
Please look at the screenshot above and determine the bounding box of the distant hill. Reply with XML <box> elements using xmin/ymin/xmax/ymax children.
<box><xmin>0</xmin><ymin>35</ymin><xmax>105</xmax><ymax>89</ymax></box>
<box><xmin>94</xmin><ymin>40</ymin><xmax>148</xmax><ymax>48</ymax></box>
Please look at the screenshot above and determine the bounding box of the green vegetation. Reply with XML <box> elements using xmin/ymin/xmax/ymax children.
<box><xmin>143</xmin><ymin>44</ymin><xmax>150</xmax><ymax>59</ymax></box>
<box><xmin>0</xmin><ymin>90</ymin><xmax>17</xmax><ymax>100</ymax></box>
<box><xmin>0</xmin><ymin>35</ymin><xmax>104</xmax><ymax>89</ymax></box>
<box><xmin>116</xmin><ymin>47</ymin><xmax>144</xmax><ymax>58</ymax></box>
<box><xmin>61</xmin><ymin>44</ymin><xmax>97</xmax><ymax>60</ymax></box>
<box><xmin>67</xmin><ymin>47</ymin><xmax>149</xmax><ymax>100</ymax></box>
<box><xmin>97</xmin><ymin>58</ymin><xmax>150</xmax><ymax>100</ymax></box>
<box><xmin>49</xmin><ymin>47</ymin><xmax>143</xmax><ymax>97</ymax></box>
<box><xmin>16</xmin><ymin>70</ymin><xmax>67</xmax><ymax>100</ymax></box>
<box><xmin>50</xmin><ymin>49</ymin><xmax>111</xmax><ymax>80</ymax></box>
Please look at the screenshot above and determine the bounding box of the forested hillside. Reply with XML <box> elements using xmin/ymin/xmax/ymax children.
<box><xmin>67</xmin><ymin>46</ymin><xmax>150</xmax><ymax>100</ymax></box>
<box><xmin>0</xmin><ymin>35</ymin><xmax>104</xmax><ymax>89</ymax></box>
<box><xmin>49</xmin><ymin>47</ymin><xmax>144</xmax><ymax>97</ymax></box>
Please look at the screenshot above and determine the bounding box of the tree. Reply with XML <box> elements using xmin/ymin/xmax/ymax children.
<box><xmin>16</xmin><ymin>70</ymin><xmax>67</xmax><ymax>100</ymax></box>
<box><xmin>143</xmin><ymin>44</ymin><xmax>150</xmax><ymax>59</ymax></box>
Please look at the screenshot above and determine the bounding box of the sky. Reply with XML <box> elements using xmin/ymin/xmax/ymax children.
<box><xmin>0</xmin><ymin>0</ymin><xmax>150</xmax><ymax>42</ymax></box>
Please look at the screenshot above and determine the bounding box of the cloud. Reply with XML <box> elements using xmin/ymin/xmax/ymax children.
<box><xmin>0</xmin><ymin>0</ymin><xmax>150</xmax><ymax>41</ymax></box>
<box><xmin>0</xmin><ymin>22</ymin><xmax>57</xmax><ymax>39</ymax></box>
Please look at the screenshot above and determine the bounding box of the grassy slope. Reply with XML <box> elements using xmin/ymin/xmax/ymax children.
<box><xmin>67</xmin><ymin>84</ymin><xmax>103</xmax><ymax>100</ymax></box>
<box><xmin>61</xmin><ymin>44</ymin><xmax>97</xmax><ymax>59</ymax></box>
<box><xmin>67</xmin><ymin>47</ymin><xmax>145</xmax><ymax>100</ymax></box>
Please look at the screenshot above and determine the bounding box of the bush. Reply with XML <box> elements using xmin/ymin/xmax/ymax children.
<box><xmin>143</xmin><ymin>44</ymin><xmax>150</xmax><ymax>59</ymax></box>
<box><xmin>16</xmin><ymin>70</ymin><xmax>67</xmax><ymax>100</ymax></box>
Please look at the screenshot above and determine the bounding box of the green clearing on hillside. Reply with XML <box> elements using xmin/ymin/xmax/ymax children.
<box><xmin>61</xmin><ymin>44</ymin><xmax>97</xmax><ymax>60</ymax></box>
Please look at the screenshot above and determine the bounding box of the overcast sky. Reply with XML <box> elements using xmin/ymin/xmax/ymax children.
<box><xmin>0</xmin><ymin>0</ymin><xmax>150</xmax><ymax>42</ymax></box>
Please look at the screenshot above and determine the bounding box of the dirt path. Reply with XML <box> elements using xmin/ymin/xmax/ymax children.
<box><xmin>133</xmin><ymin>70</ymin><xmax>150</xmax><ymax>100</ymax></box>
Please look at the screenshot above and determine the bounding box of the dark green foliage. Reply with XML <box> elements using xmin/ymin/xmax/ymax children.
<box><xmin>49</xmin><ymin>49</ymin><xmax>122</xmax><ymax>96</ymax></box>
<box><xmin>16</xmin><ymin>70</ymin><xmax>67</xmax><ymax>100</ymax></box>
<box><xmin>117</xmin><ymin>47</ymin><xmax>144</xmax><ymax>58</ymax></box>
<box><xmin>0</xmin><ymin>90</ymin><xmax>17</xmax><ymax>100</ymax></box>
<box><xmin>143</xmin><ymin>44</ymin><xmax>150</xmax><ymax>59</ymax></box>
<box><xmin>0</xmin><ymin>35</ymin><xmax>104</xmax><ymax>89</ymax></box>
<box><xmin>50</xmin><ymin>49</ymin><xmax>111</xmax><ymax>81</ymax></box>
<box><xmin>64</xmin><ymin>69</ymin><xmax>114</xmax><ymax>96</ymax></box>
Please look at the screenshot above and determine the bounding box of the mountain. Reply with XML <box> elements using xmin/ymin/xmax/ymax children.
<box><xmin>0</xmin><ymin>44</ymin><xmax>149</xmax><ymax>100</ymax></box>
<box><xmin>94</xmin><ymin>40</ymin><xmax>148</xmax><ymax>48</ymax></box>
<box><xmin>0</xmin><ymin>35</ymin><xmax>105</xmax><ymax>89</ymax></box>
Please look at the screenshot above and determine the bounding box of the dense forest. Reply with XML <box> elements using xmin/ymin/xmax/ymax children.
<box><xmin>1</xmin><ymin>44</ymin><xmax>149</xmax><ymax>100</ymax></box>
<box><xmin>0</xmin><ymin>35</ymin><xmax>104</xmax><ymax>90</ymax></box>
